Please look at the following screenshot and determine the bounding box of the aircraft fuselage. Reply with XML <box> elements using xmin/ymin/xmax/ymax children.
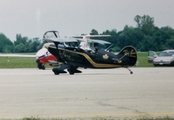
<box><xmin>47</xmin><ymin>45</ymin><xmax>137</xmax><ymax>69</ymax></box>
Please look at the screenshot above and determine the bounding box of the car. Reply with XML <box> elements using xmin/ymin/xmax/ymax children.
<box><xmin>148</xmin><ymin>50</ymin><xmax>174</xmax><ymax>66</ymax></box>
<box><xmin>148</xmin><ymin>50</ymin><xmax>158</xmax><ymax>63</ymax></box>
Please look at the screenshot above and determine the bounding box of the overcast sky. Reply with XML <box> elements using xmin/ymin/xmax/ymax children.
<box><xmin>0</xmin><ymin>0</ymin><xmax>174</xmax><ymax>41</ymax></box>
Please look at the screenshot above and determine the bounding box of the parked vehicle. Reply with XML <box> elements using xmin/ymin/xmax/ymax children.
<box><xmin>148</xmin><ymin>50</ymin><xmax>158</xmax><ymax>63</ymax></box>
<box><xmin>148</xmin><ymin>50</ymin><xmax>174</xmax><ymax>66</ymax></box>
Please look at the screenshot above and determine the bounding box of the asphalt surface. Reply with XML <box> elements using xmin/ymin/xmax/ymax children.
<box><xmin>0</xmin><ymin>67</ymin><xmax>174</xmax><ymax>119</ymax></box>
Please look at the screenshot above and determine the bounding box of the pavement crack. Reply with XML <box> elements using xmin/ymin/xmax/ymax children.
<box><xmin>98</xmin><ymin>101</ymin><xmax>115</xmax><ymax>107</ymax></box>
<box><xmin>98</xmin><ymin>101</ymin><xmax>150</xmax><ymax>116</ymax></box>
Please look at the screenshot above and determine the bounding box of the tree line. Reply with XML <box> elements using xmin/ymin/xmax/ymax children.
<box><xmin>1</xmin><ymin>15</ymin><xmax>174</xmax><ymax>53</ymax></box>
<box><xmin>0</xmin><ymin>34</ymin><xmax>43</xmax><ymax>53</ymax></box>
<box><xmin>97</xmin><ymin>15</ymin><xmax>174</xmax><ymax>52</ymax></box>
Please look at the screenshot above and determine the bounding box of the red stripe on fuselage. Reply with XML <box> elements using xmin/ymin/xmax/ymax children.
<box><xmin>38</xmin><ymin>54</ymin><xmax>57</xmax><ymax>64</ymax></box>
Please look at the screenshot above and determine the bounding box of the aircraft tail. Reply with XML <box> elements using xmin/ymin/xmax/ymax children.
<box><xmin>117</xmin><ymin>46</ymin><xmax>137</xmax><ymax>66</ymax></box>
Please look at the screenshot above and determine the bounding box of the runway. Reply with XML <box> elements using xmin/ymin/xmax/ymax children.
<box><xmin>0</xmin><ymin>67</ymin><xmax>174</xmax><ymax>119</ymax></box>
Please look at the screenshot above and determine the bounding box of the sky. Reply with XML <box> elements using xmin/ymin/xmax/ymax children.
<box><xmin>0</xmin><ymin>0</ymin><xmax>174</xmax><ymax>41</ymax></box>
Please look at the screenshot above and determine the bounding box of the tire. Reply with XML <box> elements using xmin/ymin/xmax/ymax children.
<box><xmin>54</xmin><ymin>72</ymin><xmax>59</xmax><ymax>75</ymax></box>
<box><xmin>68</xmin><ymin>68</ymin><xmax>74</xmax><ymax>75</ymax></box>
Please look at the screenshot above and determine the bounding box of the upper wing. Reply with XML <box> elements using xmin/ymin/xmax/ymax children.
<box><xmin>43</xmin><ymin>38</ymin><xmax>85</xmax><ymax>43</ymax></box>
<box><xmin>69</xmin><ymin>34</ymin><xmax>111</xmax><ymax>39</ymax></box>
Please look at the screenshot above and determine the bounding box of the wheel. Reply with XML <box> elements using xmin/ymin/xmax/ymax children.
<box><xmin>54</xmin><ymin>72</ymin><xmax>59</xmax><ymax>75</ymax></box>
<box><xmin>52</xmin><ymin>68</ymin><xmax>60</xmax><ymax>75</ymax></box>
<box><xmin>37</xmin><ymin>60</ymin><xmax>45</xmax><ymax>70</ymax></box>
<box><xmin>69</xmin><ymin>72</ymin><xmax>74</xmax><ymax>75</ymax></box>
<box><xmin>68</xmin><ymin>68</ymin><xmax>74</xmax><ymax>75</ymax></box>
<box><xmin>41</xmin><ymin>65</ymin><xmax>45</xmax><ymax>70</ymax></box>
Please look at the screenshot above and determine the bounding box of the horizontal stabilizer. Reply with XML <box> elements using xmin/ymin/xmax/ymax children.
<box><xmin>117</xmin><ymin>46</ymin><xmax>137</xmax><ymax>66</ymax></box>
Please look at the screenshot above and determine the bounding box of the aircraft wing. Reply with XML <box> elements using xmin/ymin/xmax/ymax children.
<box><xmin>88</xmin><ymin>39</ymin><xmax>111</xmax><ymax>45</ymax></box>
<box><xmin>43</xmin><ymin>38</ymin><xmax>85</xmax><ymax>43</ymax></box>
<box><xmin>69</xmin><ymin>35</ymin><xmax>111</xmax><ymax>38</ymax></box>
<box><xmin>0</xmin><ymin>54</ymin><xmax>35</xmax><ymax>58</ymax></box>
<box><xmin>86</xmin><ymin>35</ymin><xmax>111</xmax><ymax>37</ymax></box>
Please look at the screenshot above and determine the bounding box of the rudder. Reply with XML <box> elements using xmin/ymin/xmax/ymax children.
<box><xmin>117</xmin><ymin>46</ymin><xmax>137</xmax><ymax>66</ymax></box>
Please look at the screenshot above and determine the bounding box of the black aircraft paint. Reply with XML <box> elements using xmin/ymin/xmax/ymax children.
<box><xmin>43</xmin><ymin>30</ymin><xmax>137</xmax><ymax>75</ymax></box>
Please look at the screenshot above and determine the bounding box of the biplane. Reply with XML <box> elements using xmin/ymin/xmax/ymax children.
<box><xmin>43</xmin><ymin>30</ymin><xmax>137</xmax><ymax>75</ymax></box>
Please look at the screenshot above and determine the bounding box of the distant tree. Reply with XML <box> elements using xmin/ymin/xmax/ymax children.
<box><xmin>0</xmin><ymin>33</ymin><xmax>13</xmax><ymax>53</ymax></box>
<box><xmin>90</xmin><ymin>29</ymin><xmax>99</xmax><ymax>35</ymax></box>
<box><xmin>28</xmin><ymin>38</ymin><xmax>41</xmax><ymax>52</ymax></box>
<box><xmin>13</xmin><ymin>34</ymin><xmax>42</xmax><ymax>53</ymax></box>
<box><xmin>140</xmin><ymin>35</ymin><xmax>157</xmax><ymax>51</ymax></box>
<box><xmin>166</xmin><ymin>37</ymin><xmax>174</xmax><ymax>49</ymax></box>
<box><xmin>117</xmin><ymin>26</ymin><xmax>144</xmax><ymax>51</ymax></box>
<box><xmin>102</xmin><ymin>29</ymin><xmax>119</xmax><ymax>51</ymax></box>
<box><xmin>161</xmin><ymin>26</ymin><xmax>174</xmax><ymax>49</ymax></box>
<box><xmin>134</xmin><ymin>15</ymin><xmax>141</xmax><ymax>28</ymax></box>
<box><xmin>14</xmin><ymin>34</ymin><xmax>28</xmax><ymax>46</ymax></box>
<box><xmin>13</xmin><ymin>34</ymin><xmax>29</xmax><ymax>52</ymax></box>
<box><xmin>13</xmin><ymin>43</ymin><xmax>26</xmax><ymax>53</ymax></box>
<box><xmin>134</xmin><ymin>15</ymin><xmax>155</xmax><ymax>35</ymax></box>
<box><xmin>3</xmin><ymin>45</ymin><xmax>14</xmax><ymax>53</ymax></box>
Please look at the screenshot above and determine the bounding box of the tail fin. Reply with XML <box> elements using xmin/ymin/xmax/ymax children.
<box><xmin>117</xmin><ymin>46</ymin><xmax>137</xmax><ymax>66</ymax></box>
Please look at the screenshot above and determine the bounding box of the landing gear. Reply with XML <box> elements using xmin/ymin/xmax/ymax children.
<box><xmin>126</xmin><ymin>67</ymin><xmax>133</xmax><ymax>74</ymax></box>
<box><xmin>52</xmin><ymin>68</ymin><xmax>67</xmax><ymax>75</ymax></box>
<box><xmin>36</xmin><ymin>60</ymin><xmax>45</xmax><ymax>70</ymax></box>
<box><xmin>67</xmin><ymin>68</ymin><xmax>82</xmax><ymax>75</ymax></box>
<box><xmin>54</xmin><ymin>72</ymin><xmax>59</xmax><ymax>75</ymax></box>
<box><xmin>52</xmin><ymin>64</ymin><xmax>82</xmax><ymax>75</ymax></box>
<box><xmin>68</xmin><ymin>68</ymin><xmax>74</xmax><ymax>75</ymax></box>
<box><xmin>130</xmin><ymin>71</ymin><xmax>133</xmax><ymax>74</ymax></box>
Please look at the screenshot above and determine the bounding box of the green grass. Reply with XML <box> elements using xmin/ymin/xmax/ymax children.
<box><xmin>0</xmin><ymin>57</ymin><xmax>36</xmax><ymax>68</ymax></box>
<box><xmin>0</xmin><ymin>57</ymin><xmax>51</xmax><ymax>68</ymax></box>
<box><xmin>137</xmin><ymin>52</ymin><xmax>154</xmax><ymax>67</ymax></box>
<box><xmin>0</xmin><ymin>52</ymin><xmax>154</xmax><ymax>68</ymax></box>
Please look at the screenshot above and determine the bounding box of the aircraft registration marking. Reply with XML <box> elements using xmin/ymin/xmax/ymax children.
<box><xmin>123</xmin><ymin>49</ymin><xmax>137</xmax><ymax>57</ymax></box>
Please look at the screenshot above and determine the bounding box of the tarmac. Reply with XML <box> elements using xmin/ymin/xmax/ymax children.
<box><xmin>0</xmin><ymin>67</ymin><xmax>174</xmax><ymax>119</ymax></box>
